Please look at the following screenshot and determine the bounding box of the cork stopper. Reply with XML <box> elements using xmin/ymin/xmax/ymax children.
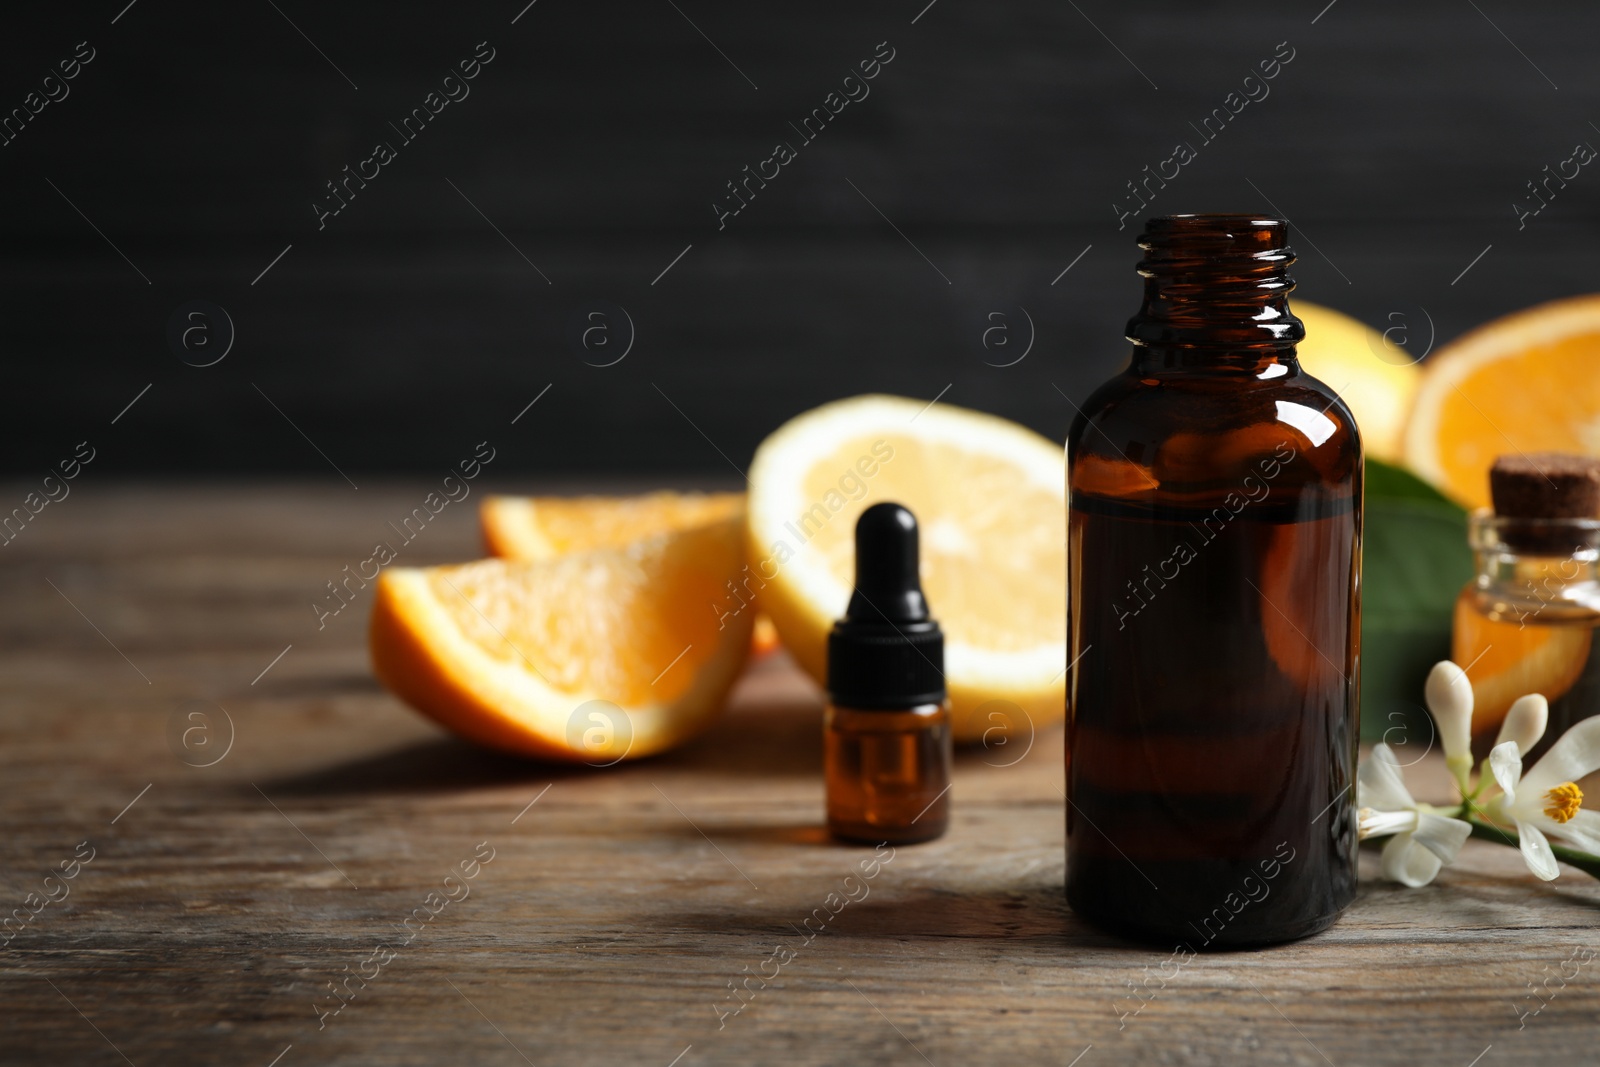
<box><xmin>1488</xmin><ymin>452</ymin><xmax>1600</xmax><ymax>553</ymax></box>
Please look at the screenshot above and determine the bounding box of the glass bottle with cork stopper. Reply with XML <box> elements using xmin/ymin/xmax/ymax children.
<box><xmin>1453</xmin><ymin>452</ymin><xmax>1600</xmax><ymax>762</ymax></box>
<box><xmin>825</xmin><ymin>502</ymin><xmax>952</xmax><ymax>844</ymax></box>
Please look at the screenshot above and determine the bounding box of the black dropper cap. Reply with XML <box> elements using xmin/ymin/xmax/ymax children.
<box><xmin>826</xmin><ymin>503</ymin><xmax>946</xmax><ymax>710</ymax></box>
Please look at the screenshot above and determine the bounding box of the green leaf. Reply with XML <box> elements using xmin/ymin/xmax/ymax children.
<box><xmin>1366</xmin><ymin>456</ymin><xmax>1461</xmax><ymax>508</ymax></box>
<box><xmin>1360</xmin><ymin>457</ymin><xmax>1475</xmax><ymax>744</ymax></box>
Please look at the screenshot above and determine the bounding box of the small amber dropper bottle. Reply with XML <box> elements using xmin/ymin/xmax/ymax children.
<box><xmin>825</xmin><ymin>502</ymin><xmax>952</xmax><ymax>844</ymax></box>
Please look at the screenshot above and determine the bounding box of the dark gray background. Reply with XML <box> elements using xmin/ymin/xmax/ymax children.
<box><xmin>3</xmin><ymin>0</ymin><xmax>1593</xmax><ymax>478</ymax></box>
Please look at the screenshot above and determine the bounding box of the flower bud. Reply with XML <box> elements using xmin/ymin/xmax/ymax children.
<box><xmin>1425</xmin><ymin>660</ymin><xmax>1474</xmax><ymax>787</ymax></box>
<box><xmin>1494</xmin><ymin>693</ymin><xmax>1549</xmax><ymax>756</ymax></box>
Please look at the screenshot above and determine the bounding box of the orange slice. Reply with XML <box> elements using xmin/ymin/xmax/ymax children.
<box><xmin>370</xmin><ymin>516</ymin><xmax>752</xmax><ymax>762</ymax></box>
<box><xmin>746</xmin><ymin>394</ymin><xmax>1065</xmax><ymax>743</ymax></box>
<box><xmin>481</xmin><ymin>491</ymin><xmax>743</xmax><ymax>559</ymax></box>
<box><xmin>480</xmin><ymin>491</ymin><xmax>778</xmax><ymax>659</ymax></box>
<box><xmin>1404</xmin><ymin>294</ymin><xmax>1600</xmax><ymax>509</ymax></box>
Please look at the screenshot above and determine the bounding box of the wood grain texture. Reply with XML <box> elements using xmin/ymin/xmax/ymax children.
<box><xmin>2</xmin><ymin>484</ymin><xmax>1599</xmax><ymax>1065</ymax></box>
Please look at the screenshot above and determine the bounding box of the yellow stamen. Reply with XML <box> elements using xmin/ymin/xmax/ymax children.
<box><xmin>1543</xmin><ymin>782</ymin><xmax>1584</xmax><ymax>823</ymax></box>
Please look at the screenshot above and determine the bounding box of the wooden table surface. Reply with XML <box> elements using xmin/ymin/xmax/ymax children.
<box><xmin>4</xmin><ymin>483</ymin><xmax>1598</xmax><ymax>1066</ymax></box>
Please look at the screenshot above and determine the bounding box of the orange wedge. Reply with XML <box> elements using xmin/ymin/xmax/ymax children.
<box><xmin>481</xmin><ymin>491</ymin><xmax>743</xmax><ymax>559</ymax></box>
<box><xmin>370</xmin><ymin>515</ymin><xmax>753</xmax><ymax>762</ymax></box>
<box><xmin>1404</xmin><ymin>295</ymin><xmax>1600</xmax><ymax>509</ymax></box>
<box><xmin>747</xmin><ymin>395</ymin><xmax>1066</xmax><ymax>743</ymax></box>
<box><xmin>480</xmin><ymin>491</ymin><xmax>780</xmax><ymax>660</ymax></box>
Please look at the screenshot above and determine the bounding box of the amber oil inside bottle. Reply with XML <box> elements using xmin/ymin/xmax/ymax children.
<box><xmin>1065</xmin><ymin>214</ymin><xmax>1362</xmax><ymax>947</ymax></box>
<box><xmin>826</xmin><ymin>702</ymin><xmax>951</xmax><ymax>843</ymax></box>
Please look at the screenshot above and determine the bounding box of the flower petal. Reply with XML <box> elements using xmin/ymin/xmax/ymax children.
<box><xmin>1495</xmin><ymin>694</ymin><xmax>1549</xmax><ymax>755</ymax></box>
<box><xmin>1537</xmin><ymin>808</ymin><xmax>1600</xmax><ymax>857</ymax></box>
<box><xmin>1359</xmin><ymin>807</ymin><xmax>1417</xmax><ymax>838</ymax></box>
<box><xmin>1412</xmin><ymin>812</ymin><xmax>1473</xmax><ymax>864</ymax></box>
<box><xmin>1357</xmin><ymin>743</ymin><xmax>1416</xmax><ymax>812</ymax></box>
<box><xmin>1489</xmin><ymin>740</ymin><xmax>1523</xmax><ymax>802</ymax></box>
<box><xmin>1381</xmin><ymin>830</ymin><xmax>1444</xmax><ymax>887</ymax></box>
<box><xmin>1425</xmin><ymin>660</ymin><xmax>1474</xmax><ymax>767</ymax></box>
<box><xmin>1516</xmin><ymin>819</ymin><xmax>1562</xmax><ymax>881</ymax></box>
<box><xmin>1521</xmin><ymin>717</ymin><xmax>1600</xmax><ymax>798</ymax></box>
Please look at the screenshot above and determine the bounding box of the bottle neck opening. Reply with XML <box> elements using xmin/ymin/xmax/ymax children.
<box><xmin>1126</xmin><ymin>214</ymin><xmax>1303</xmax><ymax>363</ymax></box>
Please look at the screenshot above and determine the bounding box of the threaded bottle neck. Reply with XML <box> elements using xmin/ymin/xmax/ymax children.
<box><xmin>1125</xmin><ymin>214</ymin><xmax>1303</xmax><ymax>361</ymax></box>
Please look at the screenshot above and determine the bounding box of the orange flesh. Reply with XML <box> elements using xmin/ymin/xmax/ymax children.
<box><xmin>1433</xmin><ymin>332</ymin><xmax>1600</xmax><ymax>510</ymax></box>
<box><xmin>371</xmin><ymin>515</ymin><xmax>753</xmax><ymax>761</ymax></box>
<box><xmin>797</xmin><ymin>433</ymin><xmax>1066</xmax><ymax>653</ymax></box>
<box><xmin>482</xmin><ymin>492</ymin><xmax>743</xmax><ymax>559</ymax></box>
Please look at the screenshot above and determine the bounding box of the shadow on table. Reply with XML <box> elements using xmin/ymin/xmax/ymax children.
<box><xmin>252</xmin><ymin>737</ymin><xmax>592</xmax><ymax>796</ymax></box>
<box><xmin>251</xmin><ymin>690</ymin><xmax>825</xmax><ymax>797</ymax></box>
<box><xmin>659</xmin><ymin>697</ymin><xmax>823</xmax><ymax>779</ymax></box>
<box><xmin>661</xmin><ymin>857</ymin><xmax>1600</xmax><ymax>955</ymax></box>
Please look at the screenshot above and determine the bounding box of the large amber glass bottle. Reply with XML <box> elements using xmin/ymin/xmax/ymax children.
<box><xmin>1065</xmin><ymin>215</ymin><xmax>1362</xmax><ymax>947</ymax></box>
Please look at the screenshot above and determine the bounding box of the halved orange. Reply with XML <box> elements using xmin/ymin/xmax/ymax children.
<box><xmin>370</xmin><ymin>516</ymin><xmax>753</xmax><ymax>762</ymax></box>
<box><xmin>746</xmin><ymin>394</ymin><xmax>1066</xmax><ymax>743</ymax></box>
<box><xmin>1404</xmin><ymin>294</ymin><xmax>1600</xmax><ymax>509</ymax></box>
<box><xmin>1291</xmin><ymin>301</ymin><xmax>1420</xmax><ymax>464</ymax></box>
